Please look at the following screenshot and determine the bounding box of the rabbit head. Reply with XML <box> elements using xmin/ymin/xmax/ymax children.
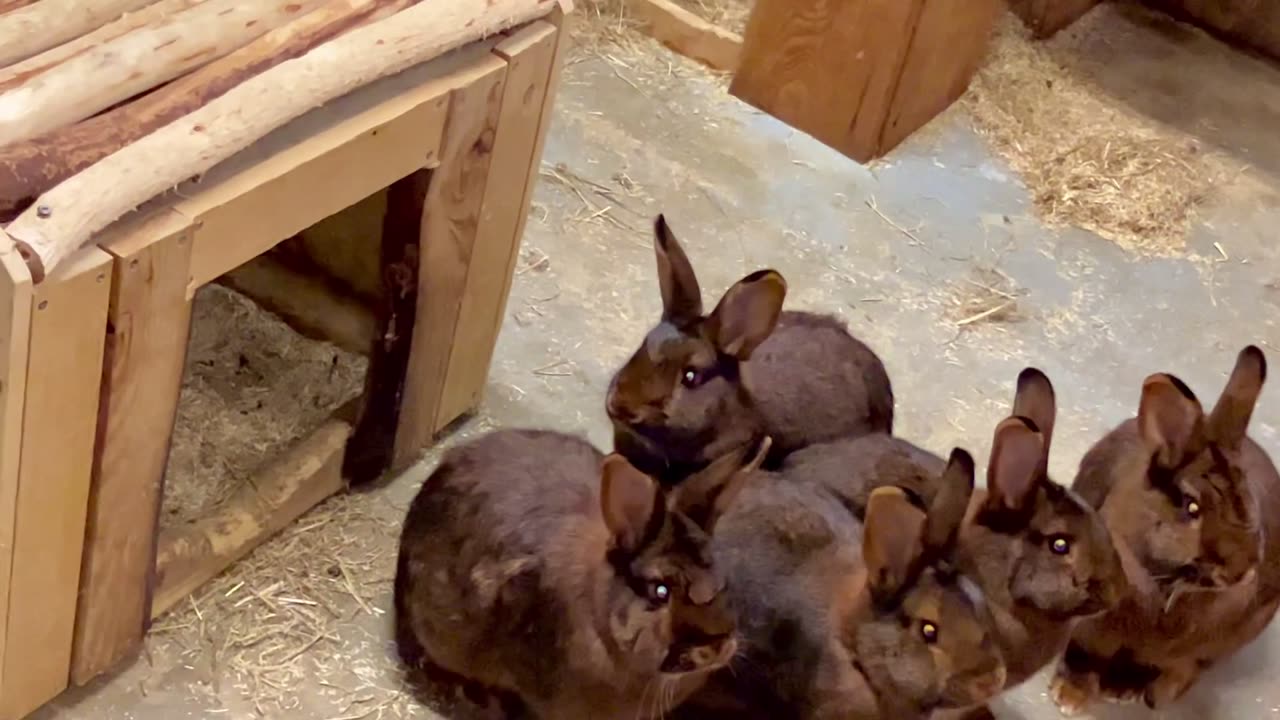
<box><xmin>1103</xmin><ymin>347</ymin><xmax>1265</xmax><ymax>593</ymax></box>
<box><xmin>601</xmin><ymin>437</ymin><xmax>771</xmax><ymax>680</ymax></box>
<box><xmin>848</xmin><ymin>450</ymin><xmax>1007</xmax><ymax>713</ymax></box>
<box><xmin>967</xmin><ymin>369</ymin><xmax>1125</xmax><ymax>621</ymax></box>
<box><xmin>607</xmin><ymin>215</ymin><xmax>786</xmax><ymax>481</ymax></box>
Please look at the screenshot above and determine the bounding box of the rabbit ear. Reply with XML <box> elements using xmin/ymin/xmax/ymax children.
<box><xmin>653</xmin><ymin>215</ymin><xmax>704</xmax><ymax>324</ymax></box>
<box><xmin>924</xmin><ymin>448</ymin><xmax>975</xmax><ymax>554</ymax></box>
<box><xmin>864</xmin><ymin>487</ymin><xmax>927</xmax><ymax>605</ymax></box>
<box><xmin>986</xmin><ymin>417</ymin><xmax>1044</xmax><ymax>514</ymax></box>
<box><xmin>1207</xmin><ymin>346</ymin><xmax>1266</xmax><ymax>452</ymax></box>
<box><xmin>1138</xmin><ymin>373</ymin><xmax>1205</xmax><ymax>469</ymax></box>
<box><xmin>674</xmin><ymin>437</ymin><xmax>770</xmax><ymax>532</ymax></box>
<box><xmin>707</xmin><ymin>269</ymin><xmax>787</xmax><ymax>360</ymax></box>
<box><xmin>1013</xmin><ymin>368</ymin><xmax>1056</xmax><ymax>461</ymax></box>
<box><xmin>601</xmin><ymin>454</ymin><xmax>663</xmax><ymax>553</ymax></box>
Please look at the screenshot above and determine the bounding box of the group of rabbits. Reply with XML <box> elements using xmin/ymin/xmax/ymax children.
<box><xmin>394</xmin><ymin>215</ymin><xmax>1280</xmax><ymax>720</ymax></box>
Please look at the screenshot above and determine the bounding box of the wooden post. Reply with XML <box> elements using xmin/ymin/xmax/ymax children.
<box><xmin>0</xmin><ymin>248</ymin><xmax>112</xmax><ymax>720</ymax></box>
<box><xmin>391</xmin><ymin>58</ymin><xmax>510</xmax><ymax>470</ymax></box>
<box><xmin>1008</xmin><ymin>0</ymin><xmax>1099</xmax><ymax>39</ymax></box>
<box><xmin>730</xmin><ymin>0</ymin><xmax>1000</xmax><ymax>162</ymax></box>
<box><xmin>70</xmin><ymin>211</ymin><xmax>194</xmax><ymax>686</ymax></box>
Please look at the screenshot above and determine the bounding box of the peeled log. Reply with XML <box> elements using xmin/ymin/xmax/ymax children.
<box><xmin>0</xmin><ymin>0</ymin><xmax>156</xmax><ymax>68</ymax></box>
<box><xmin>0</xmin><ymin>0</ymin><xmax>338</xmax><ymax>148</ymax></box>
<box><xmin>0</xmin><ymin>1</ymin><xmax>39</xmax><ymax>15</ymax></box>
<box><xmin>4</xmin><ymin>0</ymin><xmax>569</xmax><ymax>282</ymax></box>
<box><xmin>0</xmin><ymin>0</ymin><xmax>412</xmax><ymax>222</ymax></box>
<box><xmin>0</xmin><ymin>0</ymin><xmax>209</xmax><ymax>94</ymax></box>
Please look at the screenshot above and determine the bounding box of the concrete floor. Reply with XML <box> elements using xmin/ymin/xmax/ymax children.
<box><xmin>37</xmin><ymin>7</ymin><xmax>1280</xmax><ymax>720</ymax></box>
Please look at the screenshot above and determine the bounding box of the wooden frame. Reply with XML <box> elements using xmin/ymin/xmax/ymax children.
<box><xmin>0</xmin><ymin>11</ymin><xmax>567</xmax><ymax>718</ymax></box>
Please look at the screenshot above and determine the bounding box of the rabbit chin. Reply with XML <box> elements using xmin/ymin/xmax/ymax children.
<box><xmin>658</xmin><ymin>636</ymin><xmax>739</xmax><ymax>676</ymax></box>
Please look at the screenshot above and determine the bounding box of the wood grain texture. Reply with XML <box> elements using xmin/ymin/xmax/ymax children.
<box><xmin>730</xmin><ymin>0</ymin><xmax>923</xmax><ymax>162</ymax></box>
<box><xmin>0</xmin><ymin>0</ymin><xmax>334</xmax><ymax>147</ymax></box>
<box><xmin>0</xmin><ymin>248</ymin><xmax>112</xmax><ymax>720</ymax></box>
<box><xmin>0</xmin><ymin>236</ymin><xmax>32</xmax><ymax>704</ymax></box>
<box><xmin>0</xmin><ymin>0</ymin><xmax>155</xmax><ymax>68</ymax></box>
<box><xmin>1008</xmin><ymin>0</ymin><xmax>1099</xmax><ymax>38</ymax></box>
<box><xmin>3</xmin><ymin>0</ymin><xmax>567</xmax><ymax>283</ymax></box>
<box><xmin>880</xmin><ymin>0</ymin><xmax>1001</xmax><ymax>155</ymax></box>
<box><xmin>436</xmin><ymin>22</ymin><xmax>560</xmax><ymax>426</ymax></box>
<box><xmin>218</xmin><ymin>254</ymin><xmax>375</xmax><ymax>356</ymax></box>
<box><xmin>1147</xmin><ymin>0</ymin><xmax>1280</xmax><ymax>59</ymax></box>
<box><xmin>151</xmin><ymin>415</ymin><xmax>350</xmax><ymax>618</ymax></box>
<box><xmin>0</xmin><ymin>0</ymin><xmax>410</xmax><ymax>222</ymax></box>
<box><xmin>393</xmin><ymin>60</ymin><xmax>509</xmax><ymax>470</ymax></box>
<box><xmin>70</xmin><ymin>212</ymin><xmax>194</xmax><ymax>686</ymax></box>
<box><xmin>0</xmin><ymin>1</ymin><xmax>39</xmax><ymax>16</ymax></box>
<box><xmin>629</xmin><ymin>0</ymin><xmax>742</xmax><ymax>72</ymax></box>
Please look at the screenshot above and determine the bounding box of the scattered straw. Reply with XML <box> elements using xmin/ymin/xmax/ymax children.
<box><xmin>964</xmin><ymin>9</ymin><xmax>1229</xmax><ymax>255</ymax></box>
<box><xmin>945</xmin><ymin>266</ymin><xmax>1026</xmax><ymax>327</ymax></box>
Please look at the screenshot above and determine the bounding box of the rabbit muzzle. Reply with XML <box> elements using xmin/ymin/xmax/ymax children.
<box><xmin>944</xmin><ymin>657</ymin><xmax>1008</xmax><ymax>708</ymax></box>
<box><xmin>659</xmin><ymin>633</ymin><xmax>738</xmax><ymax>676</ymax></box>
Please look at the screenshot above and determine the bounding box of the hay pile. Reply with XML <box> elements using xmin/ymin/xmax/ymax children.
<box><xmin>964</xmin><ymin>9</ymin><xmax>1229</xmax><ymax>255</ymax></box>
<box><xmin>162</xmin><ymin>285</ymin><xmax>367</xmax><ymax>527</ymax></box>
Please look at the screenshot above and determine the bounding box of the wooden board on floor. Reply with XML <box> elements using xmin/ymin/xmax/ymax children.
<box><xmin>70</xmin><ymin>211</ymin><xmax>194</xmax><ymax>686</ymax></box>
<box><xmin>0</xmin><ymin>248</ymin><xmax>112</xmax><ymax>720</ymax></box>
<box><xmin>730</xmin><ymin>0</ymin><xmax>999</xmax><ymax>162</ymax></box>
<box><xmin>629</xmin><ymin>0</ymin><xmax>742</xmax><ymax>72</ymax></box>
<box><xmin>1009</xmin><ymin>0</ymin><xmax>1099</xmax><ymax>38</ymax></box>
<box><xmin>436</xmin><ymin>21</ymin><xmax>560</xmax><ymax>428</ymax></box>
<box><xmin>0</xmin><ymin>235</ymin><xmax>33</xmax><ymax>705</ymax></box>
<box><xmin>393</xmin><ymin>58</ymin><xmax>510</xmax><ymax>469</ymax></box>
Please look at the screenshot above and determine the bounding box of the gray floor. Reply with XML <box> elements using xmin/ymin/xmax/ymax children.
<box><xmin>38</xmin><ymin>9</ymin><xmax>1280</xmax><ymax>720</ymax></box>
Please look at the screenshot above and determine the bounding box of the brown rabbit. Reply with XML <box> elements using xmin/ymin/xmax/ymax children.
<box><xmin>1050</xmin><ymin>346</ymin><xmax>1280</xmax><ymax>714</ymax></box>
<box><xmin>783</xmin><ymin>369</ymin><xmax>1125</xmax><ymax>719</ymax></box>
<box><xmin>607</xmin><ymin>215</ymin><xmax>893</xmax><ymax>485</ymax></box>
<box><xmin>677</xmin><ymin>448</ymin><xmax>1006</xmax><ymax>720</ymax></box>
<box><xmin>394</xmin><ymin>429</ymin><xmax>768</xmax><ymax>719</ymax></box>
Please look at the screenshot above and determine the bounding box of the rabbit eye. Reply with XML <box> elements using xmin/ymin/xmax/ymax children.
<box><xmin>920</xmin><ymin>622</ymin><xmax>939</xmax><ymax>644</ymax></box>
<box><xmin>1049</xmin><ymin>535</ymin><xmax>1071</xmax><ymax>555</ymax></box>
<box><xmin>1185</xmin><ymin>499</ymin><xmax>1201</xmax><ymax>519</ymax></box>
<box><xmin>681</xmin><ymin>368</ymin><xmax>704</xmax><ymax>388</ymax></box>
<box><xmin>649</xmin><ymin>581</ymin><xmax>671</xmax><ymax>605</ymax></box>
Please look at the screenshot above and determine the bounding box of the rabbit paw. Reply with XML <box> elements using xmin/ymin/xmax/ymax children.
<box><xmin>1141</xmin><ymin>666</ymin><xmax>1198</xmax><ymax>711</ymax></box>
<box><xmin>1049</xmin><ymin>672</ymin><xmax>1096</xmax><ymax>717</ymax></box>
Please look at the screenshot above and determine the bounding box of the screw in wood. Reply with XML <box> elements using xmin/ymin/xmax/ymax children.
<box><xmin>36</xmin><ymin>205</ymin><xmax>51</xmax><ymax>218</ymax></box>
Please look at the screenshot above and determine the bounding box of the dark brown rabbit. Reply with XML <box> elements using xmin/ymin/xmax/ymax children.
<box><xmin>1051</xmin><ymin>346</ymin><xmax>1280</xmax><ymax>714</ymax></box>
<box><xmin>607</xmin><ymin>215</ymin><xmax>893</xmax><ymax>484</ymax></box>
<box><xmin>783</xmin><ymin>369</ymin><xmax>1125</xmax><ymax>719</ymax></box>
<box><xmin>394</xmin><ymin>429</ymin><xmax>767</xmax><ymax>719</ymax></box>
<box><xmin>677</xmin><ymin>448</ymin><xmax>1006</xmax><ymax>720</ymax></box>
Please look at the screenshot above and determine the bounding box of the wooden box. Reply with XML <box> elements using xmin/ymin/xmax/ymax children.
<box><xmin>0</xmin><ymin>13</ymin><xmax>567</xmax><ymax>719</ymax></box>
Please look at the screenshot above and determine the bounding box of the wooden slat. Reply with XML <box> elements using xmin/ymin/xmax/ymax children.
<box><xmin>0</xmin><ymin>248</ymin><xmax>112</xmax><ymax>720</ymax></box>
<box><xmin>730</xmin><ymin>0</ymin><xmax>923</xmax><ymax>163</ymax></box>
<box><xmin>70</xmin><ymin>212</ymin><xmax>194</xmax><ymax>686</ymax></box>
<box><xmin>151</xmin><ymin>415</ymin><xmax>350</xmax><ymax>618</ymax></box>
<box><xmin>392</xmin><ymin>57</ymin><xmax>509</xmax><ymax>469</ymax></box>
<box><xmin>435</xmin><ymin>22</ymin><xmax>560</xmax><ymax>427</ymax></box>
<box><xmin>1009</xmin><ymin>0</ymin><xmax>1099</xmax><ymax>38</ymax></box>
<box><xmin>879</xmin><ymin>0</ymin><xmax>1001</xmax><ymax>155</ymax></box>
<box><xmin>0</xmin><ymin>235</ymin><xmax>32</xmax><ymax>705</ymax></box>
<box><xmin>629</xmin><ymin>0</ymin><xmax>742</xmax><ymax>72</ymax></box>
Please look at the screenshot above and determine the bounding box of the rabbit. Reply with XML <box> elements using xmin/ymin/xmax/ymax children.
<box><xmin>394</xmin><ymin>429</ymin><xmax>770</xmax><ymax>719</ymax></box>
<box><xmin>780</xmin><ymin>369</ymin><xmax>1126</xmax><ymax>720</ymax></box>
<box><xmin>676</xmin><ymin>446</ymin><xmax>1007</xmax><ymax>720</ymax></box>
<box><xmin>1050</xmin><ymin>345</ymin><xmax>1280</xmax><ymax>714</ymax></box>
<box><xmin>606</xmin><ymin>214</ymin><xmax>894</xmax><ymax>485</ymax></box>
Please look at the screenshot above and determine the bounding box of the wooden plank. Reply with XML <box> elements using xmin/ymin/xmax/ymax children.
<box><xmin>0</xmin><ymin>248</ymin><xmax>112</xmax><ymax>720</ymax></box>
<box><xmin>1009</xmin><ymin>0</ymin><xmax>1099</xmax><ymax>38</ymax></box>
<box><xmin>392</xmin><ymin>58</ymin><xmax>509</xmax><ymax>469</ymax></box>
<box><xmin>1146</xmin><ymin>0</ymin><xmax>1280</xmax><ymax>59</ymax></box>
<box><xmin>70</xmin><ymin>212</ymin><xmax>194</xmax><ymax>686</ymax></box>
<box><xmin>435</xmin><ymin>23</ymin><xmax>560</xmax><ymax>427</ymax></box>
<box><xmin>629</xmin><ymin>0</ymin><xmax>742</xmax><ymax>72</ymax></box>
<box><xmin>0</xmin><ymin>234</ymin><xmax>32</xmax><ymax>705</ymax></box>
<box><xmin>218</xmin><ymin>254</ymin><xmax>376</xmax><ymax>356</ymax></box>
<box><xmin>879</xmin><ymin>0</ymin><xmax>1001</xmax><ymax>156</ymax></box>
<box><xmin>151</xmin><ymin>416</ymin><xmax>351</xmax><ymax>619</ymax></box>
<box><xmin>729</xmin><ymin>0</ymin><xmax>924</xmax><ymax>163</ymax></box>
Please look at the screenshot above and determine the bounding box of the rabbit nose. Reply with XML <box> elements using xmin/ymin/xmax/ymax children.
<box><xmin>950</xmin><ymin>659</ymin><xmax>1007</xmax><ymax>704</ymax></box>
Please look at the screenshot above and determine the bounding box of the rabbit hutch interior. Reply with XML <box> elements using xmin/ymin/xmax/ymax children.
<box><xmin>0</xmin><ymin>0</ymin><xmax>569</xmax><ymax>717</ymax></box>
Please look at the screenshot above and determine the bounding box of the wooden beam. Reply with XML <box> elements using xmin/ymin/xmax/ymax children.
<box><xmin>393</xmin><ymin>58</ymin><xmax>509</xmax><ymax>470</ymax></box>
<box><xmin>629</xmin><ymin>0</ymin><xmax>742</xmax><ymax>72</ymax></box>
<box><xmin>70</xmin><ymin>211</ymin><xmax>194</xmax><ymax>686</ymax></box>
<box><xmin>436</xmin><ymin>22</ymin><xmax>560</xmax><ymax>427</ymax></box>
<box><xmin>151</xmin><ymin>415</ymin><xmax>351</xmax><ymax>619</ymax></box>
<box><xmin>0</xmin><ymin>235</ymin><xmax>33</xmax><ymax>706</ymax></box>
<box><xmin>1008</xmin><ymin>0</ymin><xmax>1099</xmax><ymax>39</ymax></box>
<box><xmin>0</xmin><ymin>248</ymin><xmax>112</xmax><ymax>720</ymax></box>
<box><xmin>218</xmin><ymin>254</ymin><xmax>376</xmax><ymax>357</ymax></box>
<box><xmin>0</xmin><ymin>0</ymin><xmax>156</xmax><ymax>69</ymax></box>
